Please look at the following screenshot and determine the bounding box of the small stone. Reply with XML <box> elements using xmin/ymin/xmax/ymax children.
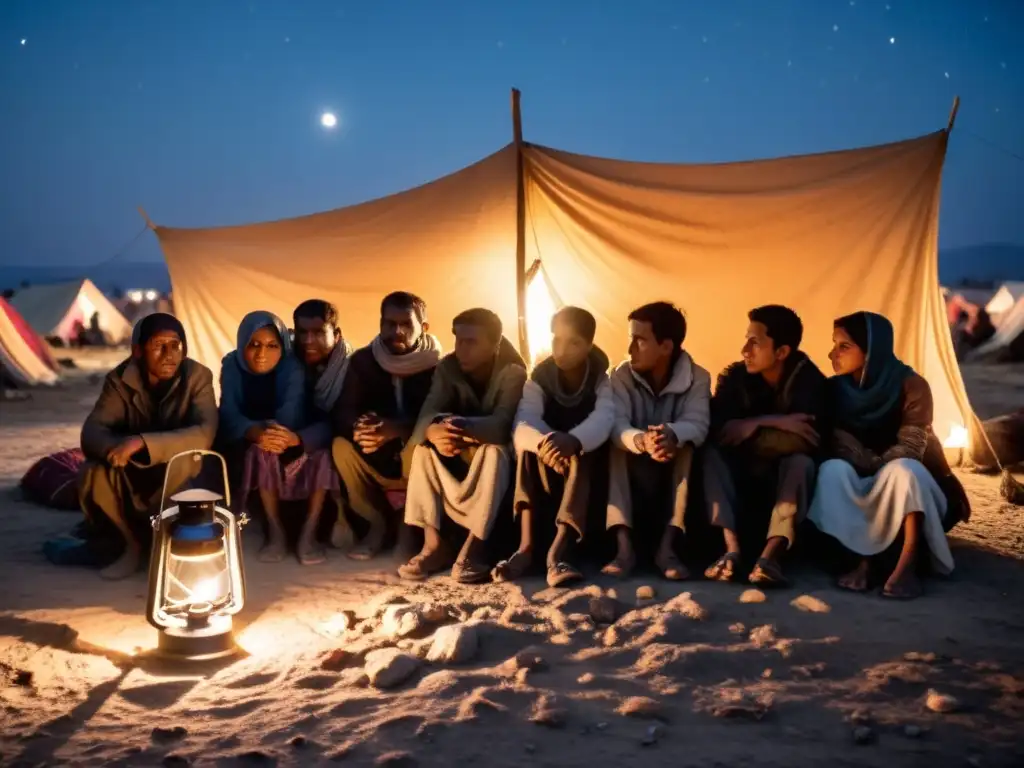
<box><xmin>636</xmin><ymin>585</ymin><xmax>657</xmax><ymax>602</ymax></box>
<box><xmin>641</xmin><ymin>724</ymin><xmax>664</xmax><ymax>746</ymax></box>
<box><xmin>530</xmin><ymin>694</ymin><xmax>566</xmax><ymax>728</ymax></box>
<box><xmin>152</xmin><ymin>726</ymin><xmax>188</xmax><ymax>742</ymax></box>
<box><xmin>852</xmin><ymin>726</ymin><xmax>875</xmax><ymax>745</ymax></box>
<box><xmin>577</xmin><ymin>672</ymin><xmax>596</xmax><ymax>685</ymax></box>
<box><xmin>426</xmin><ymin>624</ymin><xmax>479</xmax><ymax>665</ymax></box>
<box><xmin>925</xmin><ymin>689</ymin><xmax>959</xmax><ymax>713</ymax></box>
<box><xmin>762</xmin><ymin>669</ymin><xmax>773</xmax><ymax>679</ymax></box>
<box><xmin>321</xmin><ymin>648</ymin><xmax>354</xmax><ymax>671</ymax></box>
<box><xmin>790</xmin><ymin>594</ymin><xmax>830</xmax><ymax>613</ymax></box>
<box><xmin>290</xmin><ymin>735</ymin><xmax>309</xmax><ymax>749</ymax></box>
<box><xmin>507</xmin><ymin>647</ymin><xmax>548</xmax><ymax>672</ymax></box>
<box><xmin>739</xmin><ymin>589</ymin><xmax>766</xmax><ymax>604</ymax></box>
<box><xmin>616</xmin><ymin>696</ymin><xmax>664</xmax><ymax>720</ymax></box>
<box><xmin>420</xmin><ymin>602</ymin><xmax>451</xmax><ymax>623</ymax></box>
<box><xmin>364</xmin><ymin>649</ymin><xmax>420</xmax><ymax>689</ymax></box>
<box><xmin>728</xmin><ymin>622</ymin><xmax>746</xmax><ymax>635</ymax></box>
<box><xmin>381</xmin><ymin>604</ymin><xmax>423</xmax><ymax>639</ymax></box>
<box><xmin>749</xmin><ymin>624</ymin><xmax>777</xmax><ymax>648</ymax></box>
<box><xmin>903</xmin><ymin>724</ymin><xmax>923</xmax><ymax>738</ymax></box>
<box><xmin>589</xmin><ymin>595</ymin><xmax>621</xmax><ymax>624</ymax></box>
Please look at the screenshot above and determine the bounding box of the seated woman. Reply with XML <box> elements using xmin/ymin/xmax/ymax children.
<box><xmin>78</xmin><ymin>313</ymin><xmax>218</xmax><ymax>580</ymax></box>
<box><xmin>218</xmin><ymin>310</ymin><xmax>334</xmax><ymax>565</ymax></box>
<box><xmin>808</xmin><ymin>311</ymin><xmax>970</xmax><ymax>599</ymax></box>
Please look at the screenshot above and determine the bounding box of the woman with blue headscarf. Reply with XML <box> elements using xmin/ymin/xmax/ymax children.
<box><xmin>218</xmin><ymin>310</ymin><xmax>337</xmax><ymax>565</ymax></box>
<box><xmin>808</xmin><ymin>311</ymin><xmax>969</xmax><ymax>599</ymax></box>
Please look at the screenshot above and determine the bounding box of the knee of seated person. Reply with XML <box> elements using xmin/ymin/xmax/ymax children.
<box><xmin>782</xmin><ymin>453</ymin><xmax>816</xmax><ymax>475</ymax></box>
<box><xmin>818</xmin><ymin>458</ymin><xmax>854</xmax><ymax>482</ymax></box>
<box><xmin>879</xmin><ymin>457</ymin><xmax>925</xmax><ymax>481</ymax></box>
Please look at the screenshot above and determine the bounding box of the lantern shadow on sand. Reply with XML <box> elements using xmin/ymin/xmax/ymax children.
<box><xmin>146</xmin><ymin>450</ymin><xmax>248</xmax><ymax>663</ymax></box>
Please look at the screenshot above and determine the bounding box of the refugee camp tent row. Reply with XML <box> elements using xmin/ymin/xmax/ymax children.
<box><xmin>151</xmin><ymin>95</ymin><xmax>972</xmax><ymax>448</ymax></box>
<box><xmin>0</xmin><ymin>297</ymin><xmax>58</xmax><ymax>387</ymax></box>
<box><xmin>10</xmin><ymin>278</ymin><xmax>132</xmax><ymax>346</ymax></box>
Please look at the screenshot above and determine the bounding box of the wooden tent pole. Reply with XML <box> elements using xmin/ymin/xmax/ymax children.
<box><xmin>137</xmin><ymin>206</ymin><xmax>156</xmax><ymax>230</ymax></box>
<box><xmin>511</xmin><ymin>87</ymin><xmax>530</xmax><ymax>363</ymax></box>
<box><xmin>946</xmin><ymin>95</ymin><xmax>960</xmax><ymax>133</ymax></box>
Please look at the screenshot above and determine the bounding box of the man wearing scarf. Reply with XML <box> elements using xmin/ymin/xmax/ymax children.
<box><xmin>494</xmin><ymin>306</ymin><xmax>615</xmax><ymax>588</ymax></box>
<box><xmin>400</xmin><ymin>307</ymin><xmax>527</xmax><ymax>584</ymax></box>
<box><xmin>331</xmin><ymin>292</ymin><xmax>441</xmax><ymax>559</ymax></box>
<box><xmin>702</xmin><ymin>305</ymin><xmax>826</xmax><ymax>588</ymax></box>
<box><xmin>604</xmin><ymin>302</ymin><xmax>711</xmax><ymax>581</ymax></box>
<box><xmin>78</xmin><ymin>313</ymin><xmax>218</xmax><ymax>580</ymax></box>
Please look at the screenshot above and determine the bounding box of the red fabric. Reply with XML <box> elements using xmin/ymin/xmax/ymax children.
<box><xmin>20</xmin><ymin>448</ymin><xmax>84</xmax><ymax>510</ymax></box>
<box><xmin>0</xmin><ymin>297</ymin><xmax>58</xmax><ymax>371</ymax></box>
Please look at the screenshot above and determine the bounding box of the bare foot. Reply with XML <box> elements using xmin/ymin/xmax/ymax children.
<box><xmin>492</xmin><ymin>550</ymin><xmax>532</xmax><ymax>582</ymax></box>
<box><xmin>297</xmin><ymin>531</ymin><xmax>326</xmax><ymax>565</ymax></box>
<box><xmin>397</xmin><ymin>546</ymin><xmax>453</xmax><ymax>581</ymax></box>
<box><xmin>837</xmin><ymin>559</ymin><xmax>870</xmax><ymax>592</ymax></box>
<box><xmin>330</xmin><ymin>520</ymin><xmax>355</xmax><ymax>550</ymax></box>
<box><xmin>601</xmin><ymin>547</ymin><xmax>636</xmax><ymax>578</ymax></box>
<box><xmin>348</xmin><ymin>523</ymin><xmax>386</xmax><ymax>561</ymax></box>
<box><xmin>655</xmin><ymin>547</ymin><xmax>689</xmax><ymax>581</ymax></box>
<box><xmin>100</xmin><ymin>545</ymin><xmax>141</xmax><ymax>580</ymax></box>
<box><xmin>259</xmin><ymin>528</ymin><xmax>287</xmax><ymax>563</ymax></box>
<box><xmin>882</xmin><ymin>570</ymin><xmax>923</xmax><ymax>600</ymax></box>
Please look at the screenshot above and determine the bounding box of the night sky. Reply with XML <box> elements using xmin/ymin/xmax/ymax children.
<box><xmin>2</xmin><ymin>0</ymin><xmax>1021</xmax><ymax>268</ymax></box>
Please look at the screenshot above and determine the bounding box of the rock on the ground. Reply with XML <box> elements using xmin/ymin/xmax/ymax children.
<box><xmin>505</xmin><ymin>647</ymin><xmax>548</xmax><ymax>673</ymax></box>
<box><xmin>577</xmin><ymin>672</ymin><xmax>596</xmax><ymax>685</ymax></box>
<box><xmin>664</xmin><ymin>592</ymin><xmax>708</xmax><ymax>620</ymax></box>
<box><xmin>642</xmin><ymin>724</ymin><xmax>664</xmax><ymax>746</ymax></box>
<box><xmin>530</xmin><ymin>694</ymin><xmax>567</xmax><ymax>728</ymax></box>
<box><xmin>616</xmin><ymin>696</ymin><xmax>664</xmax><ymax>720</ymax></box>
<box><xmin>790</xmin><ymin>594</ymin><xmax>831</xmax><ymax>613</ymax></box>
<box><xmin>925</xmin><ymin>689</ymin><xmax>960</xmax><ymax>713</ymax></box>
<box><xmin>589</xmin><ymin>595</ymin><xmax>622</xmax><ymax>624</ymax></box>
<box><xmin>151</xmin><ymin>726</ymin><xmax>187</xmax><ymax>742</ymax></box>
<box><xmin>739</xmin><ymin>589</ymin><xmax>767</xmax><ymax>604</ymax></box>
<box><xmin>382</xmin><ymin>604</ymin><xmax>424</xmax><ymax>639</ymax></box>
<box><xmin>749</xmin><ymin>624</ymin><xmax>777</xmax><ymax>648</ymax></box>
<box><xmin>729</xmin><ymin>622</ymin><xmax>746</xmax><ymax>635</ymax></box>
<box><xmin>420</xmin><ymin>602</ymin><xmax>451</xmax><ymax>624</ymax></box>
<box><xmin>321</xmin><ymin>648</ymin><xmax>355</xmax><ymax>671</ymax></box>
<box><xmin>425</xmin><ymin>623</ymin><xmax>479</xmax><ymax>664</ymax></box>
<box><xmin>365</xmin><ymin>648</ymin><xmax>421</xmax><ymax>689</ymax></box>
<box><xmin>636</xmin><ymin>585</ymin><xmax>657</xmax><ymax>602</ymax></box>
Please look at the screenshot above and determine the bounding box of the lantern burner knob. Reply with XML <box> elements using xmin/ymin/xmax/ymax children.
<box><xmin>186</xmin><ymin>602</ymin><xmax>214</xmax><ymax>627</ymax></box>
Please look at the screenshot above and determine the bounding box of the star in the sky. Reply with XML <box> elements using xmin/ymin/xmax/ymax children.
<box><xmin>889</xmin><ymin>37</ymin><xmax>896</xmax><ymax>44</ymax></box>
<box><xmin>833</xmin><ymin>24</ymin><xmax>839</xmax><ymax>32</ymax></box>
<box><xmin>944</xmin><ymin>72</ymin><xmax>950</xmax><ymax>79</ymax></box>
<box><xmin>20</xmin><ymin>38</ymin><xmax>26</xmax><ymax>45</ymax></box>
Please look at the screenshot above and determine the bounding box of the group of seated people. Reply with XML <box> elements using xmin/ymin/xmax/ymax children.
<box><xmin>76</xmin><ymin>292</ymin><xmax>971</xmax><ymax>600</ymax></box>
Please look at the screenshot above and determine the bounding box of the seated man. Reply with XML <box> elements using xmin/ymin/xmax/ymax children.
<box><xmin>703</xmin><ymin>305</ymin><xmax>826</xmax><ymax>587</ymax></box>
<box><xmin>331</xmin><ymin>292</ymin><xmax>441</xmax><ymax>558</ymax></box>
<box><xmin>605</xmin><ymin>301</ymin><xmax>711</xmax><ymax>580</ymax></box>
<box><xmin>78</xmin><ymin>313</ymin><xmax>218</xmax><ymax>580</ymax></box>
<box><xmin>494</xmin><ymin>306</ymin><xmax>614</xmax><ymax>587</ymax></box>
<box><xmin>400</xmin><ymin>308</ymin><xmax>527</xmax><ymax>584</ymax></box>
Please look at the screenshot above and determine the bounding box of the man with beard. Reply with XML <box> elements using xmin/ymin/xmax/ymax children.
<box><xmin>702</xmin><ymin>305</ymin><xmax>825</xmax><ymax>587</ymax></box>
<box><xmin>332</xmin><ymin>292</ymin><xmax>441</xmax><ymax>559</ymax></box>
<box><xmin>400</xmin><ymin>308</ymin><xmax>527</xmax><ymax>584</ymax></box>
<box><xmin>494</xmin><ymin>306</ymin><xmax>615</xmax><ymax>587</ymax></box>
<box><xmin>78</xmin><ymin>313</ymin><xmax>218</xmax><ymax>580</ymax></box>
<box><xmin>604</xmin><ymin>301</ymin><xmax>711</xmax><ymax>581</ymax></box>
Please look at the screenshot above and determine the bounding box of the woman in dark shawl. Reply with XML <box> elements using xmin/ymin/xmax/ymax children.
<box><xmin>807</xmin><ymin>311</ymin><xmax>970</xmax><ymax>599</ymax></box>
<box><xmin>218</xmin><ymin>310</ymin><xmax>336</xmax><ymax>565</ymax></box>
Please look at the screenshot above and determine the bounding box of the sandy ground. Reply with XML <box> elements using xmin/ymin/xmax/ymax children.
<box><xmin>1</xmin><ymin>353</ymin><xmax>1022</xmax><ymax>768</ymax></box>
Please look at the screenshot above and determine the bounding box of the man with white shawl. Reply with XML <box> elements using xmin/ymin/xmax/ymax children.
<box><xmin>331</xmin><ymin>292</ymin><xmax>442</xmax><ymax>559</ymax></box>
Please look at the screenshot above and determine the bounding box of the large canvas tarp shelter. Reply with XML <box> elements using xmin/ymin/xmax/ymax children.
<box><xmin>10</xmin><ymin>278</ymin><xmax>132</xmax><ymax>345</ymax></box>
<box><xmin>0</xmin><ymin>298</ymin><xmax>58</xmax><ymax>387</ymax></box>
<box><xmin>152</xmin><ymin>100</ymin><xmax>972</xmax><ymax>447</ymax></box>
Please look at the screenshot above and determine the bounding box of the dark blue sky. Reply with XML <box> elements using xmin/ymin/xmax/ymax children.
<box><xmin>2</xmin><ymin>0</ymin><xmax>1021</xmax><ymax>267</ymax></box>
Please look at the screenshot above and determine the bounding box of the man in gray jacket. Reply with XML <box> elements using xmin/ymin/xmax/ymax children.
<box><xmin>603</xmin><ymin>302</ymin><xmax>711</xmax><ymax>580</ymax></box>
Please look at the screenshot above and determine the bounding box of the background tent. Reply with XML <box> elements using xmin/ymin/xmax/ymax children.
<box><xmin>970</xmin><ymin>294</ymin><xmax>1024</xmax><ymax>362</ymax></box>
<box><xmin>0</xmin><ymin>298</ymin><xmax>58</xmax><ymax>387</ymax></box>
<box><xmin>0</xmin><ymin>297</ymin><xmax>58</xmax><ymax>372</ymax></box>
<box><xmin>152</xmin><ymin>94</ymin><xmax>972</xmax><ymax>449</ymax></box>
<box><xmin>985</xmin><ymin>281</ymin><xmax>1024</xmax><ymax>326</ymax></box>
<box><xmin>10</xmin><ymin>278</ymin><xmax>132</xmax><ymax>345</ymax></box>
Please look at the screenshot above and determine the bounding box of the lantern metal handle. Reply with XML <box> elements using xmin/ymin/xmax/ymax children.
<box><xmin>153</xmin><ymin>449</ymin><xmax>242</xmax><ymax>529</ymax></box>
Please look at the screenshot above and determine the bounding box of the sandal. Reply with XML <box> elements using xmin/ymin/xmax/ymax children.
<box><xmin>347</xmin><ymin>524</ymin><xmax>387</xmax><ymax>562</ymax></box>
<box><xmin>546</xmin><ymin>561</ymin><xmax>583</xmax><ymax>588</ymax></box>
<box><xmin>451</xmin><ymin>559</ymin><xmax>492</xmax><ymax>584</ymax></box>
<box><xmin>601</xmin><ymin>553</ymin><xmax>635</xmax><ymax>579</ymax></box>
<box><xmin>656</xmin><ymin>551</ymin><xmax>690</xmax><ymax>581</ymax></box>
<box><xmin>704</xmin><ymin>551</ymin><xmax>741</xmax><ymax>582</ymax></box>
<box><xmin>748</xmin><ymin>557</ymin><xmax>789</xmax><ymax>588</ymax></box>
<box><xmin>492</xmin><ymin>551</ymin><xmax>531</xmax><ymax>582</ymax></box>
<box><xmin>397</xmin><ymin>548</ymin><xmax>452</xmax><ymax>581</ymax></box>
<box><xmin>881</xmin><ymin>576</ymin><xmax>923</xmax><ymax>600</ymax></box>
<box><xmin>298</xmin><ymin>544</ymin><xmax>327</xmax><ymax>566</ymax></box>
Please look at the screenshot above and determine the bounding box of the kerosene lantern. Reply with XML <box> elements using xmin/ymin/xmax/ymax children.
<box><xmin>147</xmin><ymin>450</ymin><xmax>248</xmax><ymax>661</ymax></box>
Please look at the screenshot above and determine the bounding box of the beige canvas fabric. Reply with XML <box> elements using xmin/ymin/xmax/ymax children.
<box><xmin>154</xmin><ymin>129</ymin><xmax>972</xmax><ymax>443</ymax></box>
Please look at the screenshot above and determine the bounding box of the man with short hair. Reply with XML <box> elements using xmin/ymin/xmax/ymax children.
<box><xmin>400</xmin><ymin>308</ymin><xmax>527</xmax><ymax>583</ymax></box>
<box><xmin>332</xmin><ymin>292</ymin><xmax>441</xmax><ymax>559</ymax></box>
<box><xmin>605</xmin><ymin>301</ymin><xmax>711</xmax><ymax>580</ymax></box>
<box><xmin>495</xmin><ymin>306</ymin><xmax>615</xmax><ymax>587</ymax></box>
<box><xmin>702</xmin><ymin>304</ymin><xmax>826</xmax><ymax>586</ymax></box>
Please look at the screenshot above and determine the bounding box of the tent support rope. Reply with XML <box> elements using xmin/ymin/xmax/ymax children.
<box><xmin>511</xmin><ymin>87</ymin><xmax>530</xmax><ymax>363</ymax></box>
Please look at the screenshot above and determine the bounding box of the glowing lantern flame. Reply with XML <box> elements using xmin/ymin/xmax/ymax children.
<box><xmin>943</xmin><ymin>424</ymin><xmax>968</xmax><ymax>449</ymax></box>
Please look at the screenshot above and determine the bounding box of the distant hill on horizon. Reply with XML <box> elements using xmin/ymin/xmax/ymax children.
<box><xmin>2</xmin><ymin>242</ymin><xmax>1022</xmax><ymax>297</ymax></box>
